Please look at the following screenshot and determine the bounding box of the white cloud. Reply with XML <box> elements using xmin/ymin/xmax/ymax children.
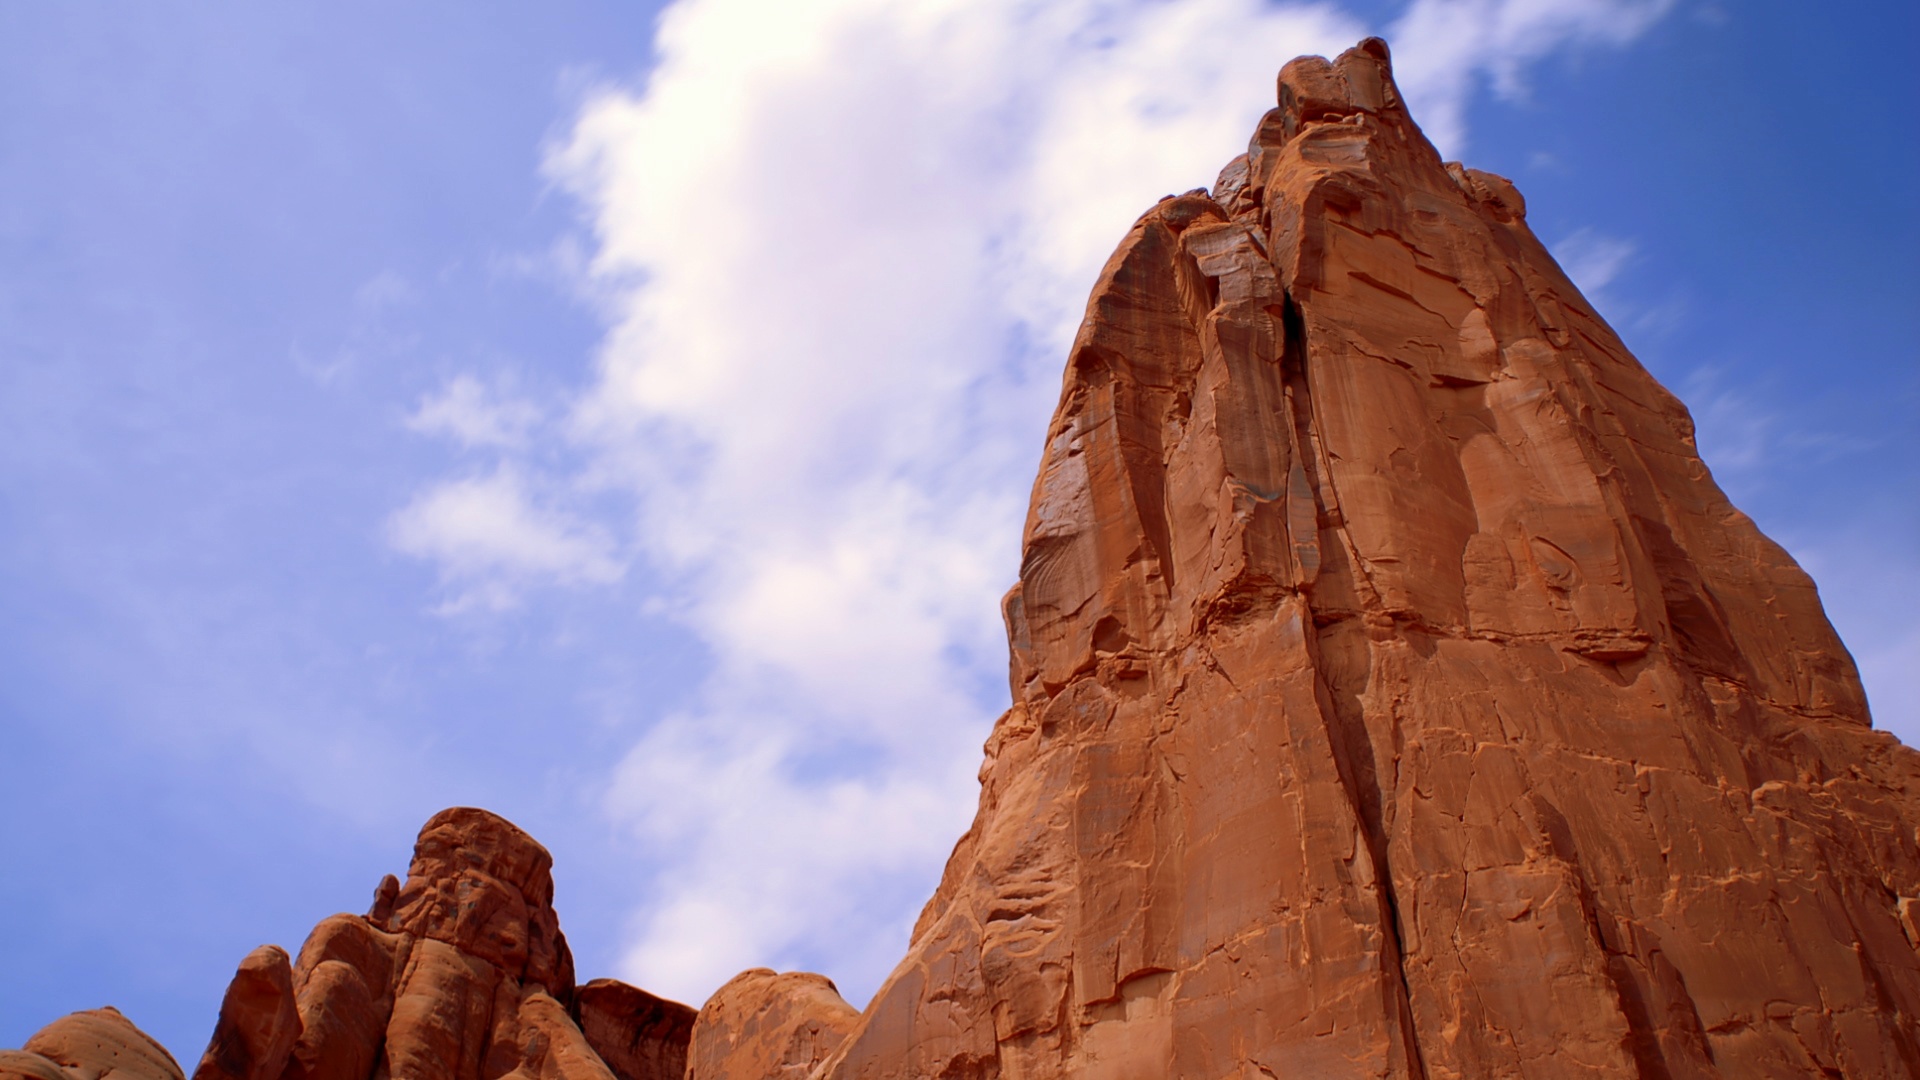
<box><xmin>1388</xmin><ymin>0</ymin><xmax>1677</xmax><ymax>154</ymax></box>
<box><xmin>388</xmin><ymin>467</ymin><xmax>622</xmax><ymax>611</ymax></box>
<box><xmin>407</xmin><ymin>374</ymin><xmax>541</xmax><ymax>449</ymax></box>
<box><xmin>515</xmin><ymin>0</ymin><xmax>1682</xmax><ymax>1008</ymax></box>
<box><xmin>1554</xmin><ymin>226</ymin><xmax>1637</xmax><ymax>298</ymax></box>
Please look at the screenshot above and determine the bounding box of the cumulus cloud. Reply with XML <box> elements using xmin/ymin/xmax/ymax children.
<box><xmin>410</xmin><ymin>0</ymin><xmax>1683</xmax><ymax>1007</ymax></box>
<box><xmin>388</xmin><ymin>467</ymin><xmax>622</xmax><ymax>611</ymax></box>
<box><xmin>546</xmin><ymin>0</ymin><xmax>1373</xmax><ymax>1004</ymax></box>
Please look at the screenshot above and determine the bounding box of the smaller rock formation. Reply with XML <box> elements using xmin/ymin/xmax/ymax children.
<box><xmin>4</xmin><ymin>808</ymin><xmax>696</xmax><ymax>1080</ymax></box>
<box><xmin>181</xmin><ymin>806</ymin><xmax>703</xmax><ymax>1080</ymax></box>
<box><xmin>573</xmin><ymin>981</ymin><xmax>695</xmax><ymax>1080</ymax></box>
<box><xmin>185</xmin><ymin>806</ymin><xmax>590</xmax><ymax>1080</ymax></box>
<box><xmin>0</xmin><ymin>1007</ymin><xmax>185</xmax><ymax>1080</ymax></box>
<box><xmin>684</xmin><ymin>970</ymin><xmax>859</xmax><ymax>1080</ymax></box>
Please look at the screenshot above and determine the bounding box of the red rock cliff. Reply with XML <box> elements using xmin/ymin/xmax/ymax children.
<box><xmin>784</xmin><ymin>37</ymin><xmax>1920</xmax><ymax>1080</ymax></box>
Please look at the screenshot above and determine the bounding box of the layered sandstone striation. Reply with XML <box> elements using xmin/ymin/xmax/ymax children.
<box><xmin>795</xmin><ymin>37</ymin><xmax>1920</xmax><ymax>1080</ymax></box>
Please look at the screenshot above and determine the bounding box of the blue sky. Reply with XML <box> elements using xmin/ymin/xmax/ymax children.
<box><xmin>2</xmin><ymin>0</ymin><xmax>1913</xmax><ymax>1061</ymax></box>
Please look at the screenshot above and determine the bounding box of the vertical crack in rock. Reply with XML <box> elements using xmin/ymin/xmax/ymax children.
<box><xmin>1283</xmin><ymin>285</ymin><xmax>1432</xmax><ymax>1080</ymax></box>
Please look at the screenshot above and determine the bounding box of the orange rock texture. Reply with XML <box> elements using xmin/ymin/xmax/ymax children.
<box><xmin>683</xmin><ymin>971</ymin><xmax>859</xmax><ymax>1080</ymax></box>
<box><xmin>0</xmin><ymin>1007</ymin><xmax>185</xmax><ymax>1080</ymax></box>
<box><xmin>799</xmin><ymin>37</ymin><xmax>1920</xmax><ymax>1080</ymax></box>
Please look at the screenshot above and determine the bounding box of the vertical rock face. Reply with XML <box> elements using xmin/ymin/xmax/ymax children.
<box><xmin>810</xmin><ymin>37</ymin><xmax>1920</xmax><ymax>1080</ymax></box>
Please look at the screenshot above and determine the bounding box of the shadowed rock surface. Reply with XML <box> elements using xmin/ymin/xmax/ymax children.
<box><xmin>573</xmin><ymin>980</ymin><xmax>696</xmax><ymax>1080</ymax></box>
<box><xmin>9</xmin><ymin>34</ymin><xmax>1920</xmax><ymax>1080</ymax></box>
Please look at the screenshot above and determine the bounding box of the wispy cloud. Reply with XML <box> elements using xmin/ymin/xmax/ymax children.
<box><xmin>1388</xmin><ymin>0</ymin><xmax>1678</xmax><ymax>154</ymax></box>
<box><xmin>1682</xmin><ymin>365</ymin><xmax>1775</xmax><ymax>476</ymax></box>
<box><xmin>295</xmin><ymin>269</ymin><xmax>423</xmax><ymax>387</ymax></box>
<box><xmin>407</xmin><ymin>374</ymin><xmax>542</xmax><ymax>450</ymax></box>
<box><xmin>1679</xmin><ymin>365</ymin><xmax>1877</xmax><ymax>501</ymax></box>
<box><xmin>355</xmin><ymin>269</ymin><xmax>417</xmax><ymax>311</ymax></box>
<box><xmin>1782</xmin><ymin>535</ymin><xmax>1920</xmax><ymax>746</ymax></box>
<box><xmin>387</xmin><ymin>467</ymin><xmax>622</xmax><ymax>611</ymax></box>
<box><xmin>1554</xmin><ymin>226</ymin><xmax>1638</xmax><ymax>297</ymax></box>
<box><xmin>383</xmin><ymin>0</ymin><xmax>1683</xmax><ymax>1006</ymax></box>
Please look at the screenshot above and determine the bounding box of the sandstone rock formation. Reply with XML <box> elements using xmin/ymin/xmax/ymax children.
<box><xmin>794</xmin><ymin>37</ymin><xmax>1920</xmax><ymax>1080</ymax></box>
<box><xmin>175</xmin><ymin>807</ymin><xmax>696</xmax><ymax>1080</ymax></box>
<box><xmin>9</xmin><ymin>33</ymin><xmax>1919</xmax><ymax>1080</ymax></box>
<box><xmin>573</xmin><ymin>981</ymin><xmax>696</xmax><ymax>1080</ymax></box>
<box><xmin>682</xmin><ymin>971</ymin><xmax>859</xmax><ymax>1080</ymax></box>
<box><xmin>6</xmin><ymin>809</ymin><xmax>696</xmax><ymax>1080</ymax></box>
<box><xmin>0</xmin><ymin>1007</ymin><xmax>185</xmax><ymax>1080</ymax></box>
